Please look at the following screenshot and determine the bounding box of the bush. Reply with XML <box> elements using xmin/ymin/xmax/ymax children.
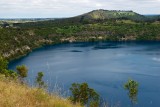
<box><xmin>16</xmin><ymin>65</ymin><xmax>28</xmax><ymax>78</ymax></box>
<box><xmin>124</xmin><ymin>79</ymin><xmax>139</xmax><ymax>104</ymax></box>
<box><xmin>0</xmin><ymin>56</ymin><xmax>8</xmax><ymax>73</ymax></box>
<box><xmin>16</xmin><ymin>65</ymin><xmax>28</xmax><ymax>83</ymax></box>
<box><xmin>35</xmin><ymin>72</ymin><xmax>46</xmax><ymax>88</ymax></box>
<box><xmin>2</xmin><ymin>69</ymin><xmax>17</xmax><ymax>78</ymax></box>
<box><xmin>0</xmin><ymin>56</ymin><xmax>17</xmax><ymax>78</ymax></box>
<box><xmin>69</xmin><ymin>82</ymin><xmax>100</xmax><ymax>106</ymax></box>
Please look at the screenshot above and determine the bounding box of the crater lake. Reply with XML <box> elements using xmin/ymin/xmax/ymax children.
<box><xmin>9</xmin><ymin>41</ymin><xmax>160</xmax><ymax>107</ymax></box>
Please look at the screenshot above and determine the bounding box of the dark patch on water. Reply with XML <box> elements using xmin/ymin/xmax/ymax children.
<box><xmin>69</xmin><ymin>50</ymin><xmax>83</xmax><ymax>52</ymax></box>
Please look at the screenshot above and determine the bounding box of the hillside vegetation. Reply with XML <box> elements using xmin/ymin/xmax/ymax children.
<box><xmin>77</xmin><ymin>9</ymin><xmax>146</xmax><ymax>21</ymax></box>
<box><xmin>1</xmin><ymin>21</ymin><xmax>160</xmax><ymax>60</ymax></box>
<box><xmin>0</xmin><ymin>76</ymin><xmax>82</xmax><ymax>107</ymax></box>
<box><xmin>0</xmin><ymin>9</ymin><xmax>160</xmax><ymax>60</ymax></box>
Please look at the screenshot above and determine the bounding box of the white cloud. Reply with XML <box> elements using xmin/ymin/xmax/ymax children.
<box><xmin>0</xmin><ymin>0</ymin><xmax>160</xmax><ymax>18</ymax></box>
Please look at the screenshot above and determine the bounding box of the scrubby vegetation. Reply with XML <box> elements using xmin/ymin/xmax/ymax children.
<box><xmin>124</xmin><ymin>79</ymin><xmax>139</xmax><ymax>105</ymax></box>
<box><xmin>0</xmin><ymin>56</ymin><xmax>17</xmax><ymax>78</ymax></box>
<box><xmin>70</xmin><ymin>83</ymin><xmax>100</xmax><ymax>106</ymax></box>
<box><xmin>0</xmin><ymin>19</ymin><xmax>160</xmax><ymax>60</ymax></box>
<box><xmin>0</xmin><ymin>77</ymin><xmax>82</xmax><ymax>107</ymax></box>
<box><xmin>16</xmin><ymin>65</ymin><xmax>28</xmax><ymax>78</ymax></box>
<box><xmin>35</xmin><ymin>72</ymin><xmax>46</xmax><ymax>89</ymax></box>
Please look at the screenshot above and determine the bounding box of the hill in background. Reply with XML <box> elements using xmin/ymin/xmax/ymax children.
<box><xmin>75</xmin><ymin>9</ymin><xmax>146</xmax><ymax>21</ymax></box>
<box><xmin>8</xmin><ymin>9</ymin><xmax>159</xmax><ymax>28</ymax></box>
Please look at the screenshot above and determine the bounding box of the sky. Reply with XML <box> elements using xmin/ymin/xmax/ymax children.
<box><xmin>0</xmin><ymin>0</ymin><xmax>160</xmax><ymax>18</ymax></box>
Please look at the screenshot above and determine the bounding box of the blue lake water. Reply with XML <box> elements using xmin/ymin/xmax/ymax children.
<box><xmin>9</xmin><ymin>41</ymin><xmax>160</xmax><ymax>107</ymax></box>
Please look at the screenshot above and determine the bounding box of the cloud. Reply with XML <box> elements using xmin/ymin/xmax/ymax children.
<box><xmin>0</xmin><ymin>0</ymin><xmax>160</xmax><ymax>18</ymax></box>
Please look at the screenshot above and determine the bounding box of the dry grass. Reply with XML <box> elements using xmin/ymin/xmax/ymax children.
<box><xmin>0</xmin><ymin>76</ymin><xmax>82</xmax><ymax>107</ymax></box>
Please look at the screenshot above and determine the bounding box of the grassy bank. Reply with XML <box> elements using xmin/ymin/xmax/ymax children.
<box><xmin>0</xmin><ymin>76</ymin><xmax>82</xmax><ymax>107</ymax></box>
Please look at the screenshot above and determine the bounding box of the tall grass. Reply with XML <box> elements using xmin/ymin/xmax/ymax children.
<box><xmin>0</xmin><ymin>75</ymin><xmax>82</xmax><ymax>107</ymax></box>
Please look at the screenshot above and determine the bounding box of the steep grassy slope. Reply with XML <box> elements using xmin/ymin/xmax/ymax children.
<box><xmin>0</xmin><ymin>76</ymin><xmax>82</xmax><ymax>107</ymax></box>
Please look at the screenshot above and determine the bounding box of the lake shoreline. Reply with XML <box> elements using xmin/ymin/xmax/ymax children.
<box><xmin>8</xmin><ymin>39</ymin><xmax>160</xmax><ymax>63</ymax></box>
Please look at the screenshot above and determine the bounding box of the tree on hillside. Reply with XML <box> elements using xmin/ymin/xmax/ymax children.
<box><xmin>0</xmin><ymin>56</ymin><xmax>17</xmax><ymax>78</ymax></box>
<box><xmin>124</xmin><ymin>79</ymin><xmax>139</xmax><ymax>106</ymax></box>
<box><xmin>35</xmin><ymin>72</ymin><xmax>46</xmax><ymax>88</ymax></box>
<box><xmin>16</xmin><ymin>65</ymin><xmax>28</xmax><ymax>83</ymax></box>
<box><xmin>69</xmin><ymin>82</ymin><xmax>100</xmax><ymax>107</ymax></box>
<box><xmin>0</xmin><ymin>56</ymin><xmax>8</xmax><ymax>73</ymax></box>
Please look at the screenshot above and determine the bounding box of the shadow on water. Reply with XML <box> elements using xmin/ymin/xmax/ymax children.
<box><xmin>69</xmin><ymin>50</ymin><xmax>83</xmax><ymax>52</ymax></box>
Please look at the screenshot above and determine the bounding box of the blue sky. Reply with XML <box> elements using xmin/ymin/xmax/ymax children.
<box><xmin>0</xmin><ymin>0</ymin><xmax>160</xmax><ymax>18</ymax></box>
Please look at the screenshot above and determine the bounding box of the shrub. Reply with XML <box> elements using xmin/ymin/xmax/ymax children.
<box><xmin>35</xmin><ymin>72</ymin><xmax>46</xmax><ymax>88</ymax></box>
<box><xmin>0</xmin><ymin>56</ymin><xmax>8</xmax><ymax>73</ymax></box>
<box><xmin>69</xmin><ymin>82</ymin><xmax>100</xmax><ymax>106</ymax></box>
<box><xmin>16</xmin><ymin>65</ymin><xmax>28</xmax><ymax>78</ymax></box>
<box><xmin>16</xmin><ymin>65</ymin><xmax>28</xmax><ymax>83</ymax></box>
<box><xmin>0</xmin><ymin>56</ymin><xmax>17</xmax><ymax>78</ymax></box>
<box><xmin>124</xmin><ymin>79</ymin><xmax>139</xmax><ymax>104</ymax></box>
<box><xmin>2</xmin><ymin>69</ymin><xmax>17</xmax><ymax>78</ymax></box>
